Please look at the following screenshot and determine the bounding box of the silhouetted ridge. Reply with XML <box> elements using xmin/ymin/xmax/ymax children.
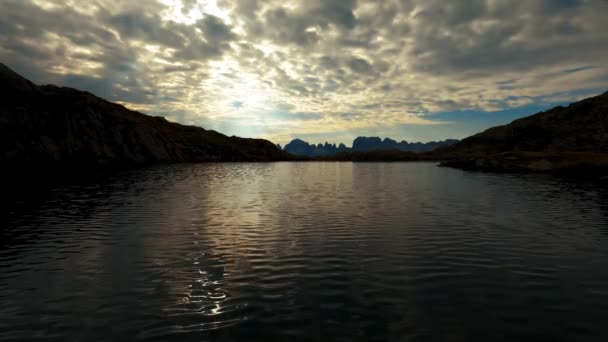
<box><xmin>0</xmin><ymin>63</ymin><xmax>38</xmax><ymax>96</ymax></box>
<box><xmin>432</xmin><ymin>91</ymin><xmax>608</xmax><ymax>173</ymax></box>
<box><xmin>435</xmin><ymin>91</ymin><xmax>608</xmax><ymax>157</ymax></box>
<box><xmin>0</xmin><ymin>63</ymin><xmax>292</xmax><ymax>165</ymax></box>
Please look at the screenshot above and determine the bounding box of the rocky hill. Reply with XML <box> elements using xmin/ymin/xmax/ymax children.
<box><xmin>431</xmin><ymin>91</ymin><xmax>608</xmax><ymax>173</ymax></box>
<box><xmin>0</xmin><ymin>63</ymin><xmax>292</xmax><ymax>166</ymax></box>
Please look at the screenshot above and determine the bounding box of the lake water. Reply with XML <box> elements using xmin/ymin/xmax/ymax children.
<box><xmin>1</xmin><ymin>162</ymin><xmax>608</xmax><ymax>341</ymax></box>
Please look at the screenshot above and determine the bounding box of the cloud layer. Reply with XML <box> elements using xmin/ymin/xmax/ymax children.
<box><xmin>1</xmin><ymin>0</ymin><xmax>607</xmax><ymax>144</ymax></box>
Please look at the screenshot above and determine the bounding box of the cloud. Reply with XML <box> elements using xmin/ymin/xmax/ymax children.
<box><xmin>0</xmin><ymin>0</ymin><xmax>607</xmax><ymax>145</ymax></box>
<box><xmin>348</xmin><ymin>57</ymin><xmax>373</xmax><ymax>75</ymax></box>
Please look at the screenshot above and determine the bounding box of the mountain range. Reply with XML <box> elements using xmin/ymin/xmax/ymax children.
<box><xmin>282</xmin><ymin>137</ymin><xmax>459</xmax><ymax>157</ymax></box>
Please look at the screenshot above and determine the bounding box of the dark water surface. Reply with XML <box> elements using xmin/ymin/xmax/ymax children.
<box><xmin>2</xmin><ymin>162</ymin><xmax>608</xmax><ymax>341</ymax></box>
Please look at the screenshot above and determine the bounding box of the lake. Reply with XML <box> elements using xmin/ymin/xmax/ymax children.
<box><xmin>1</xmin><ymin>162</ymin><xmax>608</xmax><ymax>341</ymax></box>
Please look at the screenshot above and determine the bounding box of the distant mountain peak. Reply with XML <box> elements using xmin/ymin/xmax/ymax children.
<box><xmin>283</xmin><ymin>137</ymin><xmax>459</xmax><ymax>157</ymax></box>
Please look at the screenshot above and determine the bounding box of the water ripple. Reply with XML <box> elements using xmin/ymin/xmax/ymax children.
<box><xmin>1</xmin><ymin>162</ymin><xmax>608</xmax><ymax>341</ymax></box>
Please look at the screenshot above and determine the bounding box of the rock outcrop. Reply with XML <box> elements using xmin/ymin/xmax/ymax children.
<box><xmin>431</xmin><ymin>91</ymin><xmax>608</xmax><ymax>173</ymax></box>
<box><xmin>0</xmin><ymin>63</ymin><xmax>292</xmax><ymax>166</ymax></box>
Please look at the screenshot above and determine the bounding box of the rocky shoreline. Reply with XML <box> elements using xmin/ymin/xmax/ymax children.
<box><xmin>439</xmin><ymin>151</ymin><xmax>608</xmax><ymax>176</ymax></box>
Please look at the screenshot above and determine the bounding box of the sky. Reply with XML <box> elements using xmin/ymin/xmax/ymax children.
<box><xmin>1</xmin><ymin>0</ymin><xmax>607</xmax><ymax>146</ymax></box>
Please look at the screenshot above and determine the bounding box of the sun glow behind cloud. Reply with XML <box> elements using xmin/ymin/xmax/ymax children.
<box><xmin>159</xmin><ymin>0</ymin><xmax>231</xmax><ymax>24</ymax></box>
<box><xmin>204</xmin><ymin>59</ymin><xmax>275</xmax><ymax>117</ymax></box>
<box><xmin>153</xmin><ymin>1</ymin><xmax>290</xmax><ymax>138</ymax></box>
